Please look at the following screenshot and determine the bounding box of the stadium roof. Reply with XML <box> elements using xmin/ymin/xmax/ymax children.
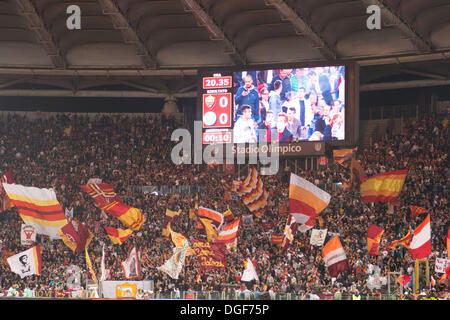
<box><xmin>0</xmin><ymin>0</ymin><xmax>449</xmax><ymax>97</ymax></box>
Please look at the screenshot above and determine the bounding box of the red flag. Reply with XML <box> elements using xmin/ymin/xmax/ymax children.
<box><xmin>438</xmin><ymin>265</ymin><xmax>450</xmax><ymax>285</ymax></box>
<box><xmin>410</xmin><ymin>205</ymin><xmax>427</xmax><ymax>219</ymax></box>
<box><xmin>367</xmin><ymin>224</ymin><xmax>384</xmax><ymax>256</ymax></box>
<box><xmin>397</xmin><ymin>274</ymin><xmax>412</xmax><ymax>287</ymax></box>
<box><xmin>389</xmin><ymin>227</ymin><xmax>412</xmax><ymax>250</ymax></box>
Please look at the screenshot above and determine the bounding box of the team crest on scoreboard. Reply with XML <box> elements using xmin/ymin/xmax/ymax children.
<box><xmin>204</xmin><ymin>95</ymin><xmax>215</xmax><ymax>109</ymax></box>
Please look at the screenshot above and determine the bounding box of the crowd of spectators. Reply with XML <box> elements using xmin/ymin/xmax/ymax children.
<box><xmin>232</xmin><ymin>67</ymin><xmax>345</xmax><ymax>143</ymax></box>
<box><xmin>0</xmin><ymin>111</ymin><xmax>448</xmax><ymax>300</ymax></box>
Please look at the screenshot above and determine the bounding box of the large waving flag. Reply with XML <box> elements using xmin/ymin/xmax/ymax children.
<box><xmin>7</xmin><ymin>246</ymin><xmax>42</xmax><ymax>279</ymax></box>
<box><xmin>104</xmin><ymin>227</ymin><xmax>133</xmax><ymax>245</ymax></box>
<box><xmin>197</xmin><ymin>207</ymin><xmax>224</xmax><ymax>230</ymax></box>
<box><xmin>322</xmin><ymin>236</ymin><xmax>349</xmax><ymax>277</ymax></box>
<box><xmin>58</xmin><ymin>219</ymin><xmax>93</xmax><ymax>252</ymax></box>
<box><xmin>3</xmin><ymin>184</ymin><xmax>68</xmax><ymax>239</ymax></box>
<box><xmin>389</xmin><ymin>227</ymin><xmax>412</xmax><ymax>250</ymax></box>
<box><xmin>79</xmin><ymin>183</ymin><xmax>121</xmax><ymax>208</ymax></box>
<box><xmin>0</xmin><ymin>170</ymin><xmax>14</xmax><ymax>212</ymax></box>
<box><xmin>409</xmin><ymin>214</ymin><xmax>431</xmax><ymax>260</ymax></box>
<box><xmin>410</xmin><ymin>205</ymin><xmax>427</xmax><ymax>220</ymax></box>
<box><xmin>281</xmin><ymin>215</ymin><xmax>297</xmax><ymax>252</ymax></box>
<box><xmin>98</xmin><ymin>200</ymin><xmax>145</xmax><ymax>232</ymax></box>
<box><xmin>360</xmin><ymin>170</ymin><xmax>408</xmax><ymax>203</ymax></box>
<box><xmin>367</xmin><ymin>224</ymin><xmax>384</xmax><ymax>256</ymax></box>
<box><xmin>289</xmin><ymin>173</ymin><xmax>331</xmax><ymax>232</ymax></box>
<box><xmin>232</xmin><ymin>167</ymin><xmax>269</xmax><ymax>217</ymax></box>
<box><xmin>81</xmin><ymin>183</ymin><xmax>145</xmax><ymax>231</ymax></box>
<box><xmin>121</xmin><ymin>247</ymin><xmax>141</xmax><ymax>279</ymax></box>
<box><xmin>214</xmin><ymin>217</ymin><xmax>241</xmax><ymax>245</ymax></box>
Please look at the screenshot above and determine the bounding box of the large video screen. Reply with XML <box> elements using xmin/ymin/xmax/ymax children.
<box><xmin>200</xmin><ymin>65</ymin><xmax>346</xmax><ymax>146</ymax></box>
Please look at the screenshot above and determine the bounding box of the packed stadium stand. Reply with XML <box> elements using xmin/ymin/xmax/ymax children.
<box><xmin>0</xmin><ymin>0</ymin><xmax>448</xmax><ymax>301</ymax></box>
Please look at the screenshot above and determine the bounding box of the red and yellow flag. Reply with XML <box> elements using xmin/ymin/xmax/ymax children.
<box><xmin>360</xmin><ymin>170</ymin><xmax>407</xmax><ymax>203</ymax></box>
<box><xmin>447</xmin><ymin>226</ymin><xmax>450</xmax><ymax>259</ymax></box>
<box><xmin>85</xmin><ymin>248</ymin><xmax>97</xmax><ymax>281</ymax></box>
<box><xmin>58</xmin><ymin>219</ymin><xmax>94</xmax><ymax>252</ymax></box>
<box><xmin>81</xmin><ymin>183</ymin><xmax>145</xmax><ymax>231</ymax></box>
<box><xmin>199</xmin><ymin>218</ymin><xmax>217</xmax><ymax>243</ymax></box>
<box><xmin>389</xmin><ymin>227</ymin><xmax>412</xmax><ymax>250</ymax></box>
<box><xmin>333</xmin><ymin>148</ymin><xmax>356</xmax><ymax>166</ymax></box>
<box><xmin>367</xmin><ymin>224</ymin><xmax>384</xmax><ymax>256</ymax></box>
<box><xmin>410</xmin><ymin>205</ymin><xmax>427</xmax><ymax>219</ymax></box>
<box><xmin>104</xmin><ymin>227</ymin><xmax>133</xmax><ymax>245</ymax></box>
<box><xmin>100</xmin><ymin>201</ymin><xmax>145</xmax><ymax>231</ymax></box>
<box><xmin>215</xmin><ymin>217</ymin><xmax>241</xmax><ymax>244</ymax></box>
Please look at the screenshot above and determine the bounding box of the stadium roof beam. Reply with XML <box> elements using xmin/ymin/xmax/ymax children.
<box><xmin>0</xmin><ymin>89</ymin><xmax>197</xmax><ymax>98</ymax></box>
<box><xmin>361</xmin><ymin>0</ymin><xmax>433</xmax><ymax>53</ymax></box>
<box><xmin>179</xmin><ymin>0</ymin><xmax>247</xmax><ymax>66</ymax></box>
<box><xmin>97</xmin><ymin>0</ymin><xmax>158</xmax><ymax>69</ymax></box>
<box><xmin>265</xmin><ymin>0</ymin><xmax>337</xmax><ymax>61</ymax></box>
<box><xmin>360</xmin><ymin>79</ymin><xmax>450</xmax><ymax>91</ymax></box>
<box><xmin>14</xmin><ymin>0</ymin><xmax>67</xmax><ymax>69</ymax></box>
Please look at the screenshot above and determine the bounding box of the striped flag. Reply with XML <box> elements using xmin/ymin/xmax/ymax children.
<box><xmin>367</xmin><ymin>224</ymin><xmax>384</xmax><ymax>256</ymax></box>
<box><xmin>409</xmin><ymin>214</ymin><xmax>431</xmax><ymax>260</ymax></box>
<box><xmin>396</xmin><ymin>274</ymin><xmax>412</xmax><ymax>287</ymax></box>
<box><xmin>98</xmin><ymin>200</ymin><xmax>145</xmax><ymax>232</ymax></box>
<box><xmin>410</xmin><ymin>205</ymin><xmax>427</xmax><ymax>219</ymax></box>
<box><xmin>360</xmin><ymin>170</ymin><xmax>408</xmax><ymax>203</ymax></box>
<box><xmin>322</xmin><ymin>236</ymin><xmax>349</xmax><ymax>277</ymax></box>
<box><xmin>7</xmin><ymin>246</ymin><xmax>42</xmax><ymax>279</ymax></box>
<box><xmin>271</xmin><ymin>234</ymin><xmax>283</xmax><ymax>245</ymax></box>
<box><xmin>121</xmin><ymin>247</ymin><xmax>141</xmax><ymax>280</ymax></box>
<box><xmin>2</xmin><ymin>184</ymin><xmax>68</xmax><ymax>239</ymax></box>
<box><xmin>232</xmin><ymin>167</ymin><xmax>269</xmax><ymax>218</ymax></box>
<box><xmin>79</xmin><ymin>183</ymin><xmax>121</xmax><ymax>208</ymax></box>
<box><xmin>333</xmin><ymin>148</ymin><xmax>356</xmax><ymax>166</ymax></box>
<box><xmin>389</xmin><ymin>227</ymin><xmax>412</xmax><ymax>250</ymax></box>
<box><xmin>81</xmin><ymin>183</ymin><xmax>145</xmax><ymax>231</ymax></box>
<box><xmin>104</xmin><ymin>227</ymin><xmax>133</xmax><ymax>245</ymax></box>
<box><xmin>289</xmin><ymin>173</ymin><xmax>331</xmax><ymax>233</ymax></box>
<box><xmin>58</xmin><ymin>219</ymin><xmax>94</xmax><ymax>252</ymax></box>
<box><xmin>197</xmin><ymin>207</ymin><xmax>224</xmax><ymax>230</ymax></box>
<box><xmin>281</xmin><ymin>215</ymin><xmax>297</xmax><ymax>252</ymax></box>
<box><xmin>214</xmin><ymin>217</ymin><xmax>241</xmax><ymax>245</ymax></box>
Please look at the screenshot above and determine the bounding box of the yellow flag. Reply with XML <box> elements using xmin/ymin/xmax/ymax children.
<box><xmin>85</xmin><ymin>248</ymin><xmax>97</xmax><ymax>282</ymax></box>
<box><xmin>199</xmin><ymin>218</ymin><xmax>217</xmax><ymax>242</ymax></box>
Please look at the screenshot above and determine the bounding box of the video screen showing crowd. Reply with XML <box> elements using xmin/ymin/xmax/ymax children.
<box><xmin>232</xmin><ymin>66</ymin><xmax>345</xmax><ymax>144</ymax></box>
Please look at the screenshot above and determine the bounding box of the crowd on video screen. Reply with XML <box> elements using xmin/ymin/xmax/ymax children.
<box><xmin>232</xmin><ymin>66</ymin><xmax>345</xmax><ymax>144</ymax></box>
